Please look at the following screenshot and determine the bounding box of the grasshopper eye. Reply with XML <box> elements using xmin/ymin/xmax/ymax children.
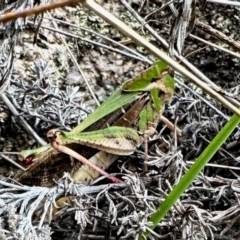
<box><xmin>24</xmin><ymin>155</ymin><xmax>34</xmax><ymax>165</ymax></box>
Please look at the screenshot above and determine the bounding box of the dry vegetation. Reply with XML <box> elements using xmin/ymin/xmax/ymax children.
<box><xmin>0</xmin><ymin>0</ymin><xmax>240</xmax><ymax>239</ymax></box>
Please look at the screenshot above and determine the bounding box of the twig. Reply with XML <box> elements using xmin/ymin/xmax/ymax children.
<box><xmin>42</xmin><ymin>16</ymin><xmax>152</xmax><ymax>64</ymax></box>
<box><xmin>119</xmin><ymin>0</ymin><xmax>240</xmax><ymax>106</ymax></box>
<box><xmin>207</xmin><ymin>0</ymin><xmax>240</xmax><ymax>7</ymax></box>
<box><xmin>175</xmin><ymin>76</ymin><xmax>230</xmax><ymax>122</ymax></box>
<box><xmin>187</xmin><ymin>161</ymin><xmax>240</xmax><ymax>171</ymax></box>
<box><xmin>27</xmin><ymin>19</ymin><xmax>151</xmax><ymax>64</ymax></box>
<box><xmin>0</xmin><ymin>0</ymin><xmax>84</xmax><ymax>23</ymax></box>
<box><xmin>189</xmin><ymin>34</ymin><xmax>240</xmax><ymax>59</ymax></box>
<box><xmin>1</xmin><ymin>93</ymin><xmax>46</xmax><ymax>145</ymax></box>
<box><xmin>84</xmin><ymin>0</ymin><xmax>240</xmax><ymax>117</ymax></box>
<box><xmin>195</xmin><ymin>19</ymin><xmax>240</xmax><ymax>52</ymax></box>
<box><xmin>0</xmin><ymin>154</ymin><xmax>26</xmax><ymax>171</ymax></box>
<box><xmin>1</xmin><ymin>0</ymin><xmax>240</xmax><ymax>116</ymax></box>
<box><xmin>161</xmin><ymin>116</ymin><xmax>182</xmax><ymax>137</ymax></box>
<box><xmin>46</xmin><ymin>12</ymin><xmax>100</xmax><ymax>107</ymax></box>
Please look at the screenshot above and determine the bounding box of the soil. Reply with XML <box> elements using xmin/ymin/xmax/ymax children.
<box><xmin>0</xmin><ymin>0</ymin><xmax>240</xmax><ymax>239</ymax></box>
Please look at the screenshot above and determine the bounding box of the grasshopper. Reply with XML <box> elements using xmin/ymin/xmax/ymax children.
<box><xmin>15</xmin><ymin>61</ymin><xmax>174</xmax><ymax>187</ymax></box>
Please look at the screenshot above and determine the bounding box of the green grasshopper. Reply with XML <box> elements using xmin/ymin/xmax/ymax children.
<box><xmin>15</xmin><ymin>61</ymin><xmax>174</xmax><ymax>187</ymax></box>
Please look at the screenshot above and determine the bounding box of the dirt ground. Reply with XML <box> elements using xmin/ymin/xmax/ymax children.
<box><xmin>0</xmin><ymin>0</ymin><xmax>240</xmax><ymax>239</ymax></box>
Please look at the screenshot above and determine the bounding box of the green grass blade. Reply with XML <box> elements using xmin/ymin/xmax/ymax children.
<box><xmin>141</xmin><ymin>113</ymin><xmax>240</xmax><ymax>239</ymax></box>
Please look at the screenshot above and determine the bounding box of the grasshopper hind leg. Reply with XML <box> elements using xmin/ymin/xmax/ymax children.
<box><xmin>72</xmin><ymin>151</ymin><xmax>119</xmax><ymax>185</ymax></box>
